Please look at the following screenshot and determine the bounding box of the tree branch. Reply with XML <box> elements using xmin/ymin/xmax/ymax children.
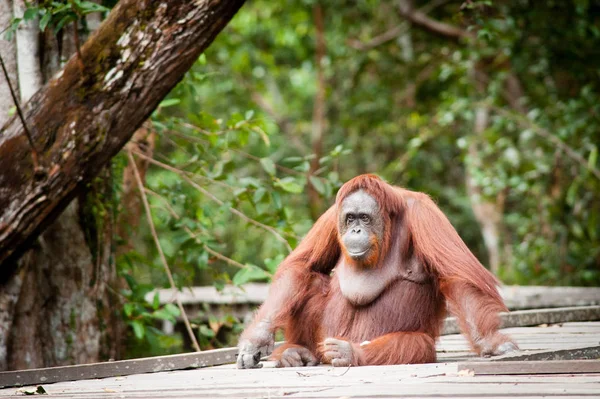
<box><xmin>128</xmin><ymin>151</ymin><xmax>201</xmax><ymax>353</ymax></box>
<box><xmin>347</xmin><ymin>0</ymin><xmax>456</xmax><ymax>51</ymax></box>
<box><xmin>131</xmin><ymin>150</ymin><xmax>295</xmax><ymax>251</ymax></box>
<box><xmin>146</xmin><ymin>187</ymin><xmax>249</xmax><ymax>270</ymax></box>
<box><xmin>347</xmin><ymin>25</ymin><xmax>406</xmax><ymax>51</ymax></box>
<box><xmin>250</xmin><ymin>90</ymin><xmax>308</xmax><ymax>152</ymax></box>
<box><xmin>489</xmin><ymin>104</ymin><xmax>600</xmax><ymax>182</ymax></box>
<box><xmin>396</xmin><ymin>0</ymin><xmax>472</xmax><ymax>40</ymax></box>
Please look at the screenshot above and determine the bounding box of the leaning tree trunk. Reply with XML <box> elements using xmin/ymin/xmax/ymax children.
<box><xmin>0</xmin><ymin>0</ymin><xmax>246</xmax><ymax>274</ymax></box>
<box><xmin>1</xmin><ymin>8</ymin><xmax>125</xmax><ymax>370</ymax></box>
<box><xmin>0</xmin><ymin>0</ymin><xmax>21</xmax><ymax>370</ymax></box>
<box><xmin>0</xmin><ymin>0</ymin><xmax>245</xmax><ymax>369</ymax></box>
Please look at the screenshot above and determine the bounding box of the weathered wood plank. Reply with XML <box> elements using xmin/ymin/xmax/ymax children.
<box><xmin>458</xmin><ymin>359</ymin><xmax>600</xmax><ymax>375</ymax></box>
<box><xmin>501</xmin><ymin>286</ymin><xmax>600</xmax><ymax>309</ymax></box>
<box><xmin>149</xmin><ymin>284</ymin><xmax>600</xmax><ymax>309</ymax></box>
<box><xmin>443</xmin><ymin>305</ymin><xmax>600</xmax><ymax>334</ymax></box>
<box><xmin>148</xmin><ymin>283</ymin><xmax>268</xmax><ymax>305</ymax></box>
<box><xmin>2</xmin><ymin>360</ymin><xmax>600</xmax><ymax>398</ymax></box>
<box><xmin>0</xmin><ymin>347</ymin><xmax>237</xmax><ymax>388</ymax></box>
<box><xmin>491</xmin><ymin>346</ymin><xmax>600</xmax><ymax>362</ymax></box>
<box><xmin>2</xmin><ymin>320</ymin><xmax>599</xmax><ymax>389</ymax></box>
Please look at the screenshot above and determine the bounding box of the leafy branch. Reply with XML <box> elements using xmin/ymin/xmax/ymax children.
<box><xmin>128</xmin><ymin>150</ymin><xmax>202</xmax><ymax>352</ymax></box>
<box><xmin>131</xmin><ymin>150</ymin><xmax>295</xmax><ymax>251</ymax></box>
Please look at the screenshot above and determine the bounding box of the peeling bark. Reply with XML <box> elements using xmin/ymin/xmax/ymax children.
<box><xmin>0</xmin><ymin>0</ymin><xmax>246</xmax><ymax>277</ymax></box>
<box><xmin>0</xmin><ymin>268</ymin><xmax>23</xmax><ymax>370</ymax></box>
<box><xmin>7</xmin><ymin>194</ymin><xmax>119</xmax><ymax>370</ymax></box>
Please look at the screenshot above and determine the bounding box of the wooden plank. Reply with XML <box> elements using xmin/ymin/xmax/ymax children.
<box><xmin>457</xmin><ymin>359</ymin><xmax>600</xmax><ymax>375</ymax></box>
<box><xmin>148</xmin><ymin>284</ymin><xmax>600</xmax><ymax>310</ymax></box>
<box><xmin>491</xmin><ymin>346</ymin><xmax>600</xmax><ymax>362</ymax></box>
<box><xmin>442</xmin><ymin>305</ymin><xmax>600</xmax><ymax>335</ymax></box>
<box><xmin>3</xmin><ymin>319</ymin><xmax>598</xmax><ymax>389</ymax></box>
<box><xmin>0</xmin><ymin>347</ymin><xmax>238</xmax><ymax>388</ymax></box>
<box><xmin>146</xmin><ymin>283</ymin><xmax>268</xmax><ymax>305</ymax></box>
<box><xmin>501</xmin><ymin>285</ymin><xmax>600</xmax><ymax>310</ymax></box>
<box><xmin>2</xmin><ymin>360</ymin><xmax>600</xmax><ymax>399</ymax></box>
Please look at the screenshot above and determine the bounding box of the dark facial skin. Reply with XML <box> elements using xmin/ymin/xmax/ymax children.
<box><xmin>339</xmin><ymin>190</ymin><xmax>384</xmax><ymax>262</ymax></box>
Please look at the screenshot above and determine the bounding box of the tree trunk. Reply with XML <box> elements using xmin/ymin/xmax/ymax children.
<box><xmin>0</xmin><ymin>0</ymin><xmax>246</xmax><ymax>276</ymax></box>
<box><xmin>465</xmin><ymin>105</ymin><xmax>503</xmax><ymax>274</ymax></box>
<box><xmin>2</xmin><ymin>10</ymin><xmax>125</xmax><ymax>369</ymax></box>
<box><xmin>7</xmin><ymin>180</ymin><xmax>120</xmax><ymax>369</ymax></box>
<box><xmin>465</xmin><ymin>69</ymin><xmax>506</xmax><ymax>275</ymax></box>
<box><xmin>13</xmin><ymin>0</ymin><xmax>43</xmax><ymax>101</ymax></box>
<box><xmin>0</xmin><ymin>0</ymin><xmax>18</xmax><ymax>125</ymax></box>
<box><xmin>0</xmin><ymin>0</ymin><xmax>245</xmax><ymax>369</ymax></box>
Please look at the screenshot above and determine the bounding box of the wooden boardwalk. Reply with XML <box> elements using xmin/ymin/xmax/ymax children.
<box><xmin>1</xmin><ymin>321</ymin><xmax>599</xmax><ymax>398</ymax></box>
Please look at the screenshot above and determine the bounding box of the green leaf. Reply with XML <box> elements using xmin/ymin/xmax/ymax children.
<box><xmin>199</xmin><ymin>324</ymin><xmax>216</xmax><ymax>338</ymax></box>
<box><xmin>253</xmin><ymin>187</ymin><xmax>267</xmax><ymax>203</ymax></box>
<box><xmin>78</xmin><ymin>1</ymin><xmax>110</xmax><ymax>14</ymax></box>
<box><xmin>123</xmin><ymin>303</ymin><xmax>135</xmax><ymax>317</ymax></box>
<box><xmin>152</xmin><ymin>292</ymin><xmax>160</xmax><ymax>310</ymax></box>
<box><xmin>164</xmin><ymin>303</ymin><xmax>180</xmax><ymax>317</ymax></box>
<box><xmin>54</xmin><ymin>14</ymin><xmax>76</xmax><ymax>33</ymax></box>
<box><xmin>251</xmin><ymin>125</ymin><xmax>270</xmax><ymax>146</ymax></box>
<box><xmin>159</xmin><ymin>98</ymin><xmax>181</xmax><ymax>108</ymax></box>
<box><xmin>130</xmin><ymin>320</ymin><xmax>145</xmax><ymax>340</ymax></box>
<box><xmin>23</xmin><ymin>8</ymin><xmax>39</xmax><ymax>21</ymax></box>
<box><xmin>275</xmin><ymin>177</ymin><xmax>304</xmax><ymax>193</ymax></box>
<box><xmin>588</xmin><ymin>145</ymin><xmax>597</xmax><ymax>170</ymax></box>
<box><xmin>151</xmin><ymin>308</ymin><xmax>175</xmax><ymax>322</ymax></box>
<box><xmin>260</xmin><ymin>158</ymin><xmax>276</xmax><ymax>176</ymax></box>
<box><xmin>309</xmin><ymin>176</ymin><xmax>325</xmax><ymax>195</ymax></box>
<box><xmin>232</xmin><ymin>264</ymin><xmax>271</xmax><ymax>286</ymax></box>
<box><xmin>39</xmin><ymin>12</ymin><xmax>52</xmax><ymax>31</ymax></box>
<box><xmin>264</xmin><ymin>254</ymin><xmax>285</xmax><ymax>274</ymax></box>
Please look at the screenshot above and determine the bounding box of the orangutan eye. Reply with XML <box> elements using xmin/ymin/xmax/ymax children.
<box><xmin>346</xmin><ymin>214</ymin><xmax>355</xmax><ymax>224</ymax></box>
<box><xmin>360</xmin><ymin>214</ymin><xmax>370</xmax><ymax>223</ymax></box>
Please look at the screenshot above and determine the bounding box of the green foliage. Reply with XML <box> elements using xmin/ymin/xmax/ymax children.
<box><xmin>4</xmin><ymin>1</ymin><xmax>109</xmax><ymax>40</ymax></box>
<box><xmin>121</xmin><ymin>273</ymin><xmax>180</xmax><ymax>336</ymax></box>
<box><xmin>110</xmin><ymin>0</ymin><xmax>600</xmax><ymax>355</ymax></box>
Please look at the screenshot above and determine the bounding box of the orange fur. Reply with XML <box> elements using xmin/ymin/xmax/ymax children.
<box><xmin>358</xmin><ymin>332</ymin><xmax>436</xmax><ymax>365</ymax></box>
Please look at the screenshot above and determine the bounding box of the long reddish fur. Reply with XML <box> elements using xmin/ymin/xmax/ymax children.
<box><xmin>335</xmin><ymin>175</ymin><xmax>507</xmax><ymax>353</ymax></box>
<box><xmin>246</xmin><ymin>174</ymin><xmax>510</xmax><ymax>365</ymax></box>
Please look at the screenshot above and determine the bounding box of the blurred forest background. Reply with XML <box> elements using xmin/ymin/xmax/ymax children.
<box><xmin>1</xmin><ymin>0</ymin><xmax>599</xmax><ymax>361</ymax></box>
<box><xmin>123</xmin><ymin>0</ymin><xmax>600</xmax><ymax>355</ymax></box>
